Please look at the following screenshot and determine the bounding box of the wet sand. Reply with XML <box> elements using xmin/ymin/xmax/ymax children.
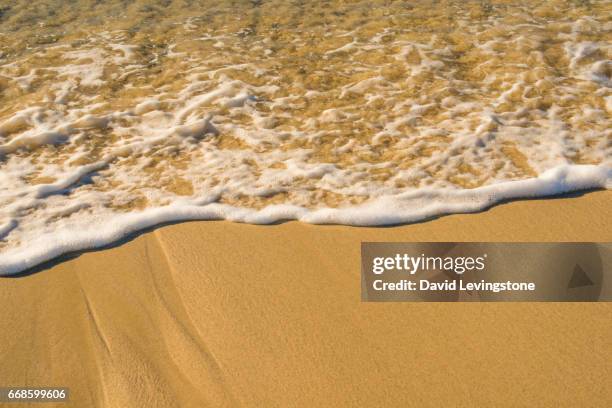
<box><xmin>0</xmin><ymin>190</ymin><xmax>611</xmax><ymax>407</ymax></box>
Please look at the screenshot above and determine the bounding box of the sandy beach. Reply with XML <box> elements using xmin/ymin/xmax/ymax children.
<box><xmin>0</xmin><ymin>190</ymin><xmax>610</xmax><ymax>407</ymax></box>
<box><xmin>1</xmin><ymin>1</ymin><xmax>611</xmax><ymax>406</ymax></box>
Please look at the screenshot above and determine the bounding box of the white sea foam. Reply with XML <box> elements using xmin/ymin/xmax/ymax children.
<box><xmin>0</xmin><ymin>1</ymin><xmax>610</xmax><ymax>274</ymax></box>
<box><xmin>0</xmin><ymin>164</ymin><xmax>608</xmax><ymax>275</ymax></box>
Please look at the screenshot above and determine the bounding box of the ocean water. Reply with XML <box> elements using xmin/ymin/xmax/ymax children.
<box><xmin>0</xmin><ymin>0</ymin><xmax>610</xmax><ymax>274</ymax></box>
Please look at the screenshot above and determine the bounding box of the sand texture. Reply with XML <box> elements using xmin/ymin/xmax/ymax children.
<box><xmin>0</xmin><ymin>190</ymin><xmax>611</xmax><ymax>407</ymax></box>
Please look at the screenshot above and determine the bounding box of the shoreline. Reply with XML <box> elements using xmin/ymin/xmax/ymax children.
<box><xmin>0</xmin><ymin>190</ymin><xmax>610</xmax><ymax>406</ymax></box>
<box><xmin>2</xmin><ymin>186</ymin><xmax>611</xmax><ymax>277</ymax></box>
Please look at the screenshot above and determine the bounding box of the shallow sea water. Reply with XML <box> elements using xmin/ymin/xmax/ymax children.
<box><xmin>0</xmin><ymin>1</ymin><xmax>610</xmax><ymax>273</ymax></box>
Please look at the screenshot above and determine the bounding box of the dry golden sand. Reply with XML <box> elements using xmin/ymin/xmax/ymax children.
<box><xmin>1</xmin><ymin>191</ymin><xmax>611</xmax><ymax>407</ymax></box>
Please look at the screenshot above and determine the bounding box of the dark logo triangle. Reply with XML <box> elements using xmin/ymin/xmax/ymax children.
<box><xmin>568</xmin><ymin>264</ymin><xmax>594</xmax><ymax>289</ymax></box>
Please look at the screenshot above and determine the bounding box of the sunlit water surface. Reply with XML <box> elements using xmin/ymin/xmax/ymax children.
<box><xmin>0</xmin><ymin>0</ymin><xmax>610</xmax><ymax>273</ymax></box>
